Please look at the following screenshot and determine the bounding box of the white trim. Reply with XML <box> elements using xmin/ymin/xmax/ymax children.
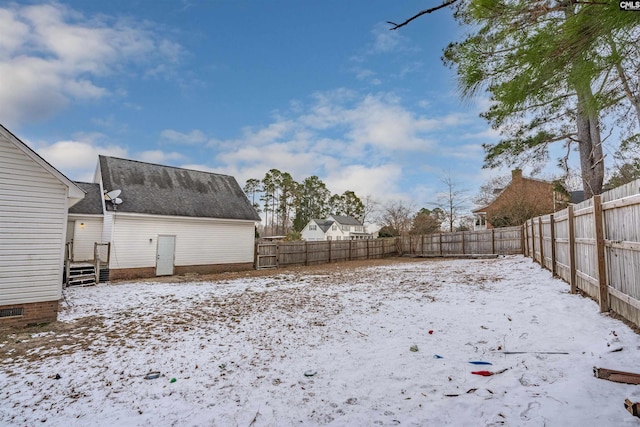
<box><xmin>0</xmin><ymin>125</ymin><xmax>84</xmax><ymax>201</ymax></box>
<box><xmin>112</xmin><ymin>211</ymin><xmax>258</xmax><ymax>225</ymax></box>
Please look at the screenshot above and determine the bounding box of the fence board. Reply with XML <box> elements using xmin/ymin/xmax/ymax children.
<box><xmin>257</xmin><ymin>226</ymin><xmax>523</xmax><ymax>270</ymax></box>
<box><xmin>522</xmin><ymin>177</ymin><xmax>640</xmax><ymax>328</ymax></box>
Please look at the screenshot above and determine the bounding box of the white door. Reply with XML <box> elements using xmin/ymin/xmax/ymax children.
<box><xmin>156</xmin><ymin>235</ymin><xmax>176</xmax><ymax>276</ymax></box>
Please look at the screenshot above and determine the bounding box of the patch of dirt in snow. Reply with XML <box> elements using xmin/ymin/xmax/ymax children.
<box><xmin>2</xmin><ymin>256</ymin><xmax>637</xmax><ymax>427</ymax></box>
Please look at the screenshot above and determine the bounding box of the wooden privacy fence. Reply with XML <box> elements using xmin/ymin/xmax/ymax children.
<box><xmin>524</xmin><ymin>177</ymin><xmax>640</xmax><ymax>327</ymax></box>
<box><xmin>398</xmin><ymin>226</ymin><xmax>523</xmax><ymax>256</ymax></box>
<box><xmin>255</xmin><ymin>238</ymin><xmax>399</xmax><ymax>269</ymax></box>
<box><xmin>255</xmin><ymin>226</ymin><xmax>523</xmax><ymax>269</ymax></box>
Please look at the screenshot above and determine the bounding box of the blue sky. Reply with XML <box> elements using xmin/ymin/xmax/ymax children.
<box><xmin>1</xmin><ymin>0</ymin><xmax>516</xmax><ymax>213</ymax></box>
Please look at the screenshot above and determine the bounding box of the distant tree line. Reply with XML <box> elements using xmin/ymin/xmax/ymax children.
<box><xmin>243</xmin><ymin>169</ymin><xmax>369</xmax><ymax>237</ymax></box>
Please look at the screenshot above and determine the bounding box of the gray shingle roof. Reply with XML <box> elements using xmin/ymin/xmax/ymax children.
<box><xmin>99</xmin><ymin>156</ymin><xmax>261</xmax><ymax>221</ymax></box>
<box><xmin>68</xmin><ymin>182</ymin><xmax>103</xmax><ymax>215</ymax></box>
<box><xmin>330</xmin><ymin>215</ymin><xmax>362</xmax><ymax>226</ymax></box>
<box><xmin>312</xmin><ymin>219</ymin><xmax>335</xmax><ymax>233</ymax></box>
<box><xmin>570</xmin><ymin>190</ymin><xmax>585</xmax><ymax>204</ymax></box>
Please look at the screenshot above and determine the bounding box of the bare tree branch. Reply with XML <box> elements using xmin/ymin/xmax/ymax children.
<box><xmin>387</xmin><ymin>0</ymin><xmax>460</xmax><ymax>30</ymax></box>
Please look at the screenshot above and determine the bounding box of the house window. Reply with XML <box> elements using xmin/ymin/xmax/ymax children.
<box><xmin>336</xmin><ymin>236</ymin><xmax>342</xmax><ymax>240</ymax></box>
<box><xmin>332</xmin><ymin>225</ymin><xmax>337</xmax><ymax>231</ymax></box>
<box><xmin>342</xmin><ymin>225</ymin><xmax>350</xmax><ymax>231</ymax></box>
<box><xmin>309</xmin><ymin>225</ymin><xmax>317</xmax><ymax>231</ymax></box>
<box><xmin>355</xmin><ymin>226</ymin><xmax>363</xmax><ymax>232</ymax></box>
<box><xmin>327</xmin><ymin>236</ymin><xmax>332</xmax><ymax>241</ymax></box>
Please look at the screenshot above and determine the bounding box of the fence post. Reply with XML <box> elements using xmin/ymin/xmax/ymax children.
<box><xmin>329</xmin><ymin>240</ymin><xmax>332</xmax><ymax>263</ymax></box>
<box><xmin>461</xmin><ymin>232</ymin><xmax>465</xmax><ymax>255</ymax></box>
<box><xmin>366</xmin><ymin>239</ymin><xmax>370</xmax><ymax>260</ymax></box>
<box><xmin>593</xmin><ymin>195</ymin><xmax>609</xmax><ymax>312</ymax></box>
<box><xmin>568</xmin><ymin>205</ymin><xmax>577</xmax><ymax>294</ymax></box>
<box><xmin>550</xmin><ymin>214</ymin><xmax>556</xmax><ymax>276</ymax></box>
<box><xmin>439</xmin><ymin>233</ymin><xmax>443</xmax><ymax>256</ymax></box>
<box><xmin>521</xmin><ymin>224</ymin><xmax>525</xmax><ymax>256</ymax></box>
<box><xmin>538</xmin><ymin>217</ymin><xmax>545</xmax><ymax>269</ymax></box>
<box><xmin>254</xmin><ymin>241</ymin><xmax>258</xmax><ymax>269</ymax></box>
<box><xmin>491</xmin><ymin>228</ymin><xmax>496</xmax><ymax>254</ymax></box>
<box><xmin>94</xmin><ymin>242</ymin><xmax>100</xmax><ymax>284</ymax></box>
<box><xmin>305</xmin><ymin>241</ymin><xmax>309</xmax><ymax>266</ymax></box>
<box><xmin>530</xmin><ymin>219</ymin><xmax>536</xmax><ymax>263</ymax></box>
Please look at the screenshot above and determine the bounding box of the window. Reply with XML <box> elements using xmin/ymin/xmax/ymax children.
<box><xmin>342</xmin><ymin>225</ymin><xmax>350</xmax><ymax>231</ymax></box>
<box><xmin>309</xmin><ymin>225</ymin><xmax>317</xmax><ymax>231</ymax></box>
<box><xmin>336</xmin><ymin>236</ymin><xmax>342</xmax><ymax>240</ymax></box>
<box><xmin>327</xmin><ymin>236</ymin><xmax>332</xmax><ymax>241</ymax></box>
<box><xmin>332</xmin><ymin>225</ymin><xmax>337</xmax><ymax>231</ymax></box>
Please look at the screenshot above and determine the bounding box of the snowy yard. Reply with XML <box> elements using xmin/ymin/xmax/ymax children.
<box><xmin>2</xmin><ymin>256</ymin><xmax>640</xmax><ymax>426</ymax></box>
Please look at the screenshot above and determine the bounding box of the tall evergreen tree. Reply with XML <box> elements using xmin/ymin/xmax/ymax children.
<box><xmin>392</xmin><ymin>0</ymin><xmax>640</xmax><ymax>198</ymax></box>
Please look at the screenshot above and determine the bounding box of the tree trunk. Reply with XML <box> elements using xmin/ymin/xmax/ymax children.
<box><xmin>563</xmin><ymin>5</ymin><xmax>604</xmax><ymax>199</ymax></box>
<box><xmin>576</xmin><ymin>91</ymin><xmax>604</xmax><ymax>198</ymax></box>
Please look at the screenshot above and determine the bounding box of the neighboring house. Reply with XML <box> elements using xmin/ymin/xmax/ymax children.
<box><xmin>473</xmin><ymin>169</ymin><xmax>569</xmax><ymax>230</ymax></box>
<box><xmin>301</xmin><ymin>215</ymin><xmax>372</xmax><ymax>241</ymax></box>
<box><xmin>68</xmin><ymin>155</ymin><xmax>261</xmax><ymax>280</ymax></box>
<box><xmin>0</xmin><ymin>125</ymin><xmax>85</xmax><ymax>327</ymax></box>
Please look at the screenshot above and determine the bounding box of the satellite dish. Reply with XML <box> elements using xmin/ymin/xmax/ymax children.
<box><xmin>104</xmin><ymin>189</ymin><xmax>121</xmax><ymax>200</ymax></box>
<box><xmin>104</xmin><ymin>189</ymin><xmax>124</xmax><ymax>211</ymax></box>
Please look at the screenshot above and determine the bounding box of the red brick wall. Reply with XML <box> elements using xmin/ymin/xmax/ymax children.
<box><xmin>0</xmin><ymin>300</ymin><xmax>58</xmax><ymax>328</ymax></box>
<box><xmin>109</xmin><ymin>262</ymin><xmax>255</xmax><ymax>281</ymax></box>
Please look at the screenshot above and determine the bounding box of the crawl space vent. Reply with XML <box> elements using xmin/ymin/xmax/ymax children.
<box><xmin>0</xmin><ymin>308</ymin><xmax>24</xmax><ymax>318</ymax></box>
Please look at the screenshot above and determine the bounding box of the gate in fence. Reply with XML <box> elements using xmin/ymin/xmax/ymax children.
<box><xmin>255</xmin><ymin>243</ymin><xmax>277</xmax><ymax>269</ymax></box>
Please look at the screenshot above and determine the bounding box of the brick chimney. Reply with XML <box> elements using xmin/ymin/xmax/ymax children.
<box><xmin>511</xmin><ymin>168</ymin><xmax>523</xmax><ymax>180</ymax></box>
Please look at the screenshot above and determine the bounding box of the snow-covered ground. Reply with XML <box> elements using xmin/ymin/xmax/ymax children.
<box><xmin>2</xmin><ymin>256</ymin><xmax>640</xmax><ymax>426</ymax></box>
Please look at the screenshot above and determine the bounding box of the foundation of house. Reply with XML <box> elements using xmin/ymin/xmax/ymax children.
<box><xmin>108</xmin><ymin>262</ymin><xmax>255</xmax><ymax>281</ymax></box>
<box><xmin>0</xmin><ymin>300</ymin><xmax>58</xmax><ymax>329</ymax></box>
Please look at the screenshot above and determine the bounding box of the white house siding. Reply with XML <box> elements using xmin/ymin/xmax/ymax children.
<box><xmin>325</xmin><ymin>227</ymin><xmax>346</xmax><ymax>241</ymax></box>
<box><xmin>102</xmin><ymin>212</ymin><xmax>114</xmax><ymax>244</ymax></box>
<box><xmin>109</xmin><ymin>214</ymin><xmax>255</xmax><ymax>269</ymax></box>
<box><xmin>67</xmin><ymin>216</ymin><xmax>103</xmax><ymax>261</ymax></box>
<box><xmin>0</xmin><ymin>135</ymin><xmax>68</xmax><ymax>305</ymax></box>
<box><xmin>301</xmin><ymin>221</ymin><xmax>327</xmax><ymax>241</ymax></box>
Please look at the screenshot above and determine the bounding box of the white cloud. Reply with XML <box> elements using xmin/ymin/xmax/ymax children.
<box><xmin>34</xmin><ymin>139</ymin><xmax>128</xmax><ymax>182</ymax></box>
<box><xmin>441</xmin><ymin>143</ymin><xmax>485</xmax><ymax>160</ymax></box>
<box><xmin>460</xmin><ymin>127</ymin><xmax>501</xmax><ymax>140</ymax></box>
<box><xmin>160</xmin><ymin>129</ymin><xmax>208</xmax><ymax>145</ymax></box>
<box><xmin>0</xmin><ymin>3</ymin><xmax>183</xmax><ymax>128</ymax></box>
<box><xmin>138</xmin><ymin>150</ymin><xmax>185</xmax><ymax>164</ymax></box>
<box><xmin>192</xmin><ymin>90</ymin><xmax>473</xmax><ymax>205</ymax></box>
<box><xmin>324</xmin><ymin>164</ymin><xmax>403</xmax><ymax>199</ymax></box>
<box><xmin>370</xmin><ymin>24</ymin><xmax>402</xmax><ymax>54</ymax></box>
<box><xmin>31</xmin><ymin>137</ymin><xmax>188</xmax><ymax>182</ymax></box>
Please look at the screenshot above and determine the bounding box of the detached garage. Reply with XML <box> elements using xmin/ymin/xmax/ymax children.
<box><xmin>0</xmin><ymin>125</ymin><xmax>84</xmax><ymax>327</ymax></box>
<box><xmin>90</xmin><ymin>155</ymin><xmax>261</xmax><ymax>280</ymax></box>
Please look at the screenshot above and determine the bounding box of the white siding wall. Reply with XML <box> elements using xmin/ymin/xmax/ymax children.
<box><xmin>102</xmin><ymin>212</ymin><xmax>114</xmax><ymax>244</ymax></box>
<box><xmin>301</xmin><ymin>221</ymin><xmax>327</xmax><ymax>241</ymax></box>
<box><xmin>325</xmin><ymin>226</ymin><xmax>346</xmax><ymax>241</ymax></box>
<box><xmin>68</xmin><ymin>216</ymin><xmax>104</xmax><ymax>261</ymax></box>
<box><xmin>110</xmin><ymin>214</ymin><xmax>256</xmax><ymax>269</ymax></box>
<box><xmin>0</xmin><ymin>132</ymin><xmax>67</xmax><ymax>305</ymax></box>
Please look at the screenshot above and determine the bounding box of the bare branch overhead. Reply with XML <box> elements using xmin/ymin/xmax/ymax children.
<box><xmin>387</xmin><ymin>0</ymin><xmax>460</xmax><ymax>30</ymax></box>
